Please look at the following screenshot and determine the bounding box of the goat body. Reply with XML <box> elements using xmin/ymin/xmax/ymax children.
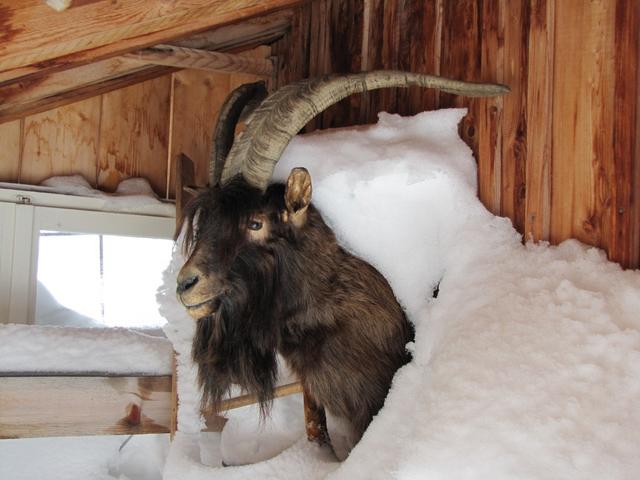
<box><xmin>179</xmin><ymin>171</ymin><xmax>413</xmax><ymax>443</ymax></box>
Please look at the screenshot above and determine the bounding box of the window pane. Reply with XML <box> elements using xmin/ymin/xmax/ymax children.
<box><xmin>36</xmin><ymin>231</ymin><xmax>173</xmax><ymax>328</ymax></box>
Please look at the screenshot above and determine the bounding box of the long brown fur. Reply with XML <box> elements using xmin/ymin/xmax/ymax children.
<box><xmin>182</xmin><ymin>176</ymin><xmax>414</xmax><ymax>441</ymax></box>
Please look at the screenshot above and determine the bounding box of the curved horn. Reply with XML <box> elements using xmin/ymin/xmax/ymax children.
<box><xmin>209</xmin><ymin>80</ymin><xmax>268</xmax><ymax>186</ymax></box>
<box><xmin>220</xmin><ymin>70</ymin><xmax>510</xmax><ymax>190</ymax></box>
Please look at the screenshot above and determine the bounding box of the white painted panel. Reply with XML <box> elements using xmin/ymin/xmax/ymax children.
<box><xmin>8</xmin><ymin>204</ymin><xmax>35</xmax><ymax>324</ymax></box>
<box><xmin>0</xmin><ymin>203</ymin><xmax>16</xmax><ymax>323</ymax></box>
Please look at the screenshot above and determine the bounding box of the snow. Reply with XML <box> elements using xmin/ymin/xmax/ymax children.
<box><xmin>0</xmin><ymin>324</ymin><xmax>172</xmax><ymax>375</ymax></box>
<box><xmin>0</xmin><ymin>434</ymin><xmax>169</xmax><ymax>480</ymax></box>
<box><xmin>158</xmin><ymin>108</ymin><xmax>640</xmax><ymax>479</ymax></box>
<box><xmin>3</xmin><ymin>109</ymin><xmax>639</xmax><ymax>479</ymax></box>
<box><xmin>41</xmin><ymin>175</ymin><xmax>176</xmax><ymax>216</ymax></box>
<box><xmin>0</xmin><ymin>175</ymin><xmax>174</xmax><ymax>217</ymax></box>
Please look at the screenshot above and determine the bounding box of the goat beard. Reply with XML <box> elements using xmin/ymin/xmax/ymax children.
<box><xmin>191</xmin><ymin>251</ymin><xmax>280</xmax><ymax>418</ymax></box>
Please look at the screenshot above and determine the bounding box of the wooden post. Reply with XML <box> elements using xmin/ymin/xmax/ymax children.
<box><xmin>123</xmin><ymin>46</ymin><xmax>274</xmax><ymax>77</ymax></box>
<box><xmin>170</xmin><ymin>352</ymin><xmax>179</xmax><ymax>439</ymax></box>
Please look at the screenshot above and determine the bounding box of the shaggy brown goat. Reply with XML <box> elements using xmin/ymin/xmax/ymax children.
<box><xmin>176</xmin><ymin>71</ymin><xmax>509</xmax><ymax>448</ymax></box>
<box><xmin>180</xmin><ymin>169</ymin><xmax>413</xmax><ymax>441</ymax></box>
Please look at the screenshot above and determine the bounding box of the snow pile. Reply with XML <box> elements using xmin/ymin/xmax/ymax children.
<box><xmin>41</xmin><ymin>175</ymin><xmax>175</xmax><ymax>216</ymax></box>
<box><xmin>0</xmin><ymin>324</ymin><xmax>172</xmax><ymax>375</ymax></box>
<box><xmin>159</xmin><ymin>109</ymin><xmax>640</xmax><ymax>479</ymax></box>
<box><xmin>0</xmin><ymin>434</ymin><xmax>169</xmax><ymax>480</ymax></box>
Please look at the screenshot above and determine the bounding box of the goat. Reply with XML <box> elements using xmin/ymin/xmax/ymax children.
<box><xmin>176</xmin><ymin>71</ymin><xmax>509</xmax><ymax>448</ymax></box>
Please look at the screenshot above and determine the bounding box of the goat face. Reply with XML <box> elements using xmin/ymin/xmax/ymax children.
<box><xmin>177</xmin><ymin>167</ymin><xmax>312</xmax><ymax>321</ymax></box>
<box><xmin>176</xmin><ymin>168</ymin><xmax>316</xmax><ymax>410</ymax></box>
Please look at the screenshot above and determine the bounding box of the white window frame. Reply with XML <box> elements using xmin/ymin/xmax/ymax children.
<box><xmin>0</xmin><ymin>185</ymin><xmax>175</xmax><ymax>325</ymax></box>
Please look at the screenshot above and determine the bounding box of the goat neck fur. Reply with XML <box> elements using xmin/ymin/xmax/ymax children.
<box><xmin>181</xmin><ymin>170</ymin><xmax>413</xmax><ymax>440</ymax></box>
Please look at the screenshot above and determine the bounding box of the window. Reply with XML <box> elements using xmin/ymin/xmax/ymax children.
<box><xmin>0</xmin><ymin>185</ymin><xmax>175</xmax><ymax>328</ymax></box>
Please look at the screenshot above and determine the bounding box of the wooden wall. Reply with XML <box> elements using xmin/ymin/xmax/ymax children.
<box><xmin>0</xmin><ymin>47</ymin><xmax>270</xmax><ymax>199</ymax></box>
<box><xmin>272</xmin><ymin>0</ymin><xmax>640</xmax><ymax>269</ymax></box>
<box><xmin>1</xmin><ymin>1</ymin><xmax>638</xmax><ymax>269</ymax></box>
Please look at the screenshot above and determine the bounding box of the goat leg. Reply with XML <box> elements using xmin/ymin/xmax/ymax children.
<box><xmin>303</xmin><ymin>387</ymin><xmax>330</xmax><ymax>446</ymax></box>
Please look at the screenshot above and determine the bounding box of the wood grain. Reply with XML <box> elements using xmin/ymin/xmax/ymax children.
<box><xmin>0</xmin><ymin>65</ymin><xmax>176</xmax><ymax>124</ymax></box>
<box><xmin>97</xmin><ymin>76</ymin><xmax>172</xmax><ymax>196</ymax></box>
<box><xmin>0</xmin><ymin>0</ymin><xmax>304</xmax><ymax>83</ymax></box>
<box><xmin>0</xmin><ymin>375</ymin><xmax>172</xmax><ymax>439</ymax></box>
<box><xmin>203</xmin><ymin>382</ymin><xmax>303</xmax><ymax>415</ymax></box>
<box><xmin>477</xmin><ymin>0</ymin><xmax>506</xmax><ymax>217</ymax></box>
<box><xmin>396</xmin><ymin>0</ymin><xmax>441</xmax><ymax>116</ymax></box>
<box><xmin>0</xmin><ymin>57</ymin><xmax>144</xmax><ymax>111</ymax></box>
<box><xmin>550</xmin><ymin>0</ymin><xmax>616</xmax><ymax>247</ymax></box>
<box><xmin>611</xmin><ymin>0</ymin><xmax>640</xmax><ymax>266</ymax></box>
<box><xmin>524</xmin><ymin>0</ymin><xmax>554</xmax><ymax>242</ymax></box>
<box><xmin>0</xmin><ymin>119</ymin><xmax>21</xmax><ymax>182</ymax></box>
<box><xmin>274</xmin><ymin>0</ymin><xmax>640</xmax><ymax>268</ymax></box>
<box><xmin>20</xmin><ymin>97</ymin><xmax>101</xmax><ymax>186</ymax></box>
<box><xmin>168</xmin><ymin>47</ymin><xmax>269</xmax><ymax>197</ymax></box>
<box><xmin>124</xmin><ymin>45</ymin><xmax>274</xmax><ymax>77</ymax></box>
<box><xmin>0</xmin><ymin>12</ymin><xmax>291</xmax><ymax>123</ymax></box>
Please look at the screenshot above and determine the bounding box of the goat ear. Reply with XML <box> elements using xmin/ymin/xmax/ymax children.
<box><xmin>284</xmin><ymin>168</ymin><xmax>312</xmax><ymax>225</ymax></box>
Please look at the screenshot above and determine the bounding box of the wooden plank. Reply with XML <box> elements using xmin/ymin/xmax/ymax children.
<box><xmin>0</xmin><ymin>119</ymin><xmax>21</xmax><ymax>182</ymax></box>
<box><xmin>319</xmin><ymin>0</ymin><xmax>364</xmax><ymax>129</ymax></box>
<box><xmin>228</xmin><ymin>46</ymin><xmax>273</xmax><ymax>87</ymax></box>
<box><xmin>395</xmin><ymin>0</ymin><xmax>442</xmax><ymax>117</ymax></box>
<box><xmin>170</xmin><ymin>353</ymin><xmax>178</xmax><ymax>439</ymax></box>
<box><xmin>0</xmin><ymin>65</ymin><xmax>176</xmax><ymax>125</ymax></box>
<box><xmin>0</xmin><ymin>0</ymin><xmax>304</xmax><ymax>83</ymax></box>
<box><xmin>203</xmin><ymin>382</ymin><xmax>303</xmax><ymax>415</ymax></box>
<box><xmin>0</xmin><ymin>375</ymin><xmax>172</xmax><ymax>439</ymax></box>
<box><xmin>610</xmin><ymin>0</ymin><xmax>640</xmax><ymax>267</ymax></box>
<box><xmin>97</xmin><ymin>76</ymin><xmax>172</xmax><ymax>196</ymax></box>
<box><xmin>439</xmin><ymin>0</ymin><xmax>484</xmax><ymax>204</ymax></box>
<box><xmin>20</xmin><ymin>97</ymin><xmax>101</xmax><ymax>186</ymax></box>
<box><xmin>168</xmin><ymin>47</ymin><xmax>269</xmax><ymax>198</ymax></box>
<box><xmin>477</xmin><ymin>0</ymin><xmax>506</xmax><ymax>217</ymax></box>
<box><xmin>0</xmin><ymin>57</ymin><xmax>147</xmax><ymax>120</ymax></box>
<box><xmin>524</xmin><ymin>0</ymin><xmax>554</xmax><ymax>242</ymax></box>
<box><xmin>496</xmin><ymin>0</ymin><xmax>526</xmax><ymax>225</ymax></box>
<box><xmin>270</xmin><ymin>3</ymin><xmax>312</xmax><ymax>93</ymax></box>
<box><xmin>123</xmin><ymin>45</ymin><xmax>274</xmax><ymax>77</ymax></box>
<box><xmin>169</xmin><ymin>70</ymin><xmax>231</xmax><ymax>196</ymax></box>
<box><xmin>0</xmin><ymin>57</ymin><xmax>143</xmax><ymax>108</ymax></box>
<box><xmin>550</xmin><ymin>0</ymin><xmax>616</xmax><ymax>247</ymax></box>
<box><xmin>0</xmin><ymin>11</ymin><xmax>290</xmax><ymax>124</ymax></box>
<box><xmin>361</xmin><ymin>0</ymin><xmax>401</xmax><ymax>125</ymax></box>
<box><xmin>170</xmin><ymin>9</ymin><xmax>293</xmax><ymax>51</ymax></box>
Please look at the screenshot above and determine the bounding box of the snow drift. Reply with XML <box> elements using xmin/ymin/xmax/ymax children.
<box><xmin>159</xmin><ymin>108</ymin><xmax>640</xmax><ymax>479</ymax></box>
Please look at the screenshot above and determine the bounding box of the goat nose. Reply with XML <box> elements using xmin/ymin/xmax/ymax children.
<box><xmin>177</xmin><ymin>275</ymin><xmax>199</xmax><ymax>295</ymax></box>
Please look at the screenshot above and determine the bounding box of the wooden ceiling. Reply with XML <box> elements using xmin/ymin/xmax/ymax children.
<box><xmin>0</xmin><ymin>0</ymin><xmax>304</xmax><ymax>123</ymax></box>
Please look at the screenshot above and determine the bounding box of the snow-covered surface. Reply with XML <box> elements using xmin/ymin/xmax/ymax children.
<box><xmin>0</xmin><ymin>175</ymin><xmax>174</xmax><ymax>217</ymax></box>
<box><xmin>0</xmin><ymin>434</ymin><xmax>169</xmax><ymax>480</ymax></box>
<box><xmin>158</xmin><ymin>109</ymin><xmax>640</xmax><ymax>479</ymax></box>
<box><xmin>4</xmin><ymin>109</ymin><xmax>639</xmax><ymax>479</ymax></box>
<box><xmin>0</xmin><ymin>324</ymin><xmax>172</xmax><ymax>375</ymax></box>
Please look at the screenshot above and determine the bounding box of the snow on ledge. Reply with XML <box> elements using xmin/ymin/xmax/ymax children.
<box><xmin>0</xmin><ymin>175</ymin><xmax>175</xmax><ymax>218</ymax></box>
<box><xmin>0</xmin><ymin>324</ymin><xmax>173</xmax><ymax>376</ymax></box>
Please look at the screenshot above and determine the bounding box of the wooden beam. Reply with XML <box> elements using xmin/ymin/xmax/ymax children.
<box><xmin>204</xmin><ymin>382</ymin><xmax>303</xmax><ymax>416</ymax></box>
<box><xmin>0</xmin><ymin>375</ymin><xmax>172</xmax><ymax>439</ymax></box>
<box><xmin>123</xmin><ymin>45</ymin><xmax>273</xmax><ymax>76</ymax></box>
<box><xmin>0</xmin><ymin>12</ymin><xmax>291</xmax><ymax>124</ymax></box>
<box><xmin>170</xmin><ymin>10</ymin><xmax>294</xmax><ymax>51</ymax></box>
<box><xmin>0</xmin><ymin>65</ymin><xmax>176</xmax><ymax>124</ymax></box>
<box><xmin>0</xmin><ymin>0</ymin><xmax>303</xmax><ymax>83</ymax></box>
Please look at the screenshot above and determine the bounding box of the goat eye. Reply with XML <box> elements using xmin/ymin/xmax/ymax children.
<box><xmin>248</xmin><ymin>219</ymin><xmax>263</xmax><ymax>231</ymax></box>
